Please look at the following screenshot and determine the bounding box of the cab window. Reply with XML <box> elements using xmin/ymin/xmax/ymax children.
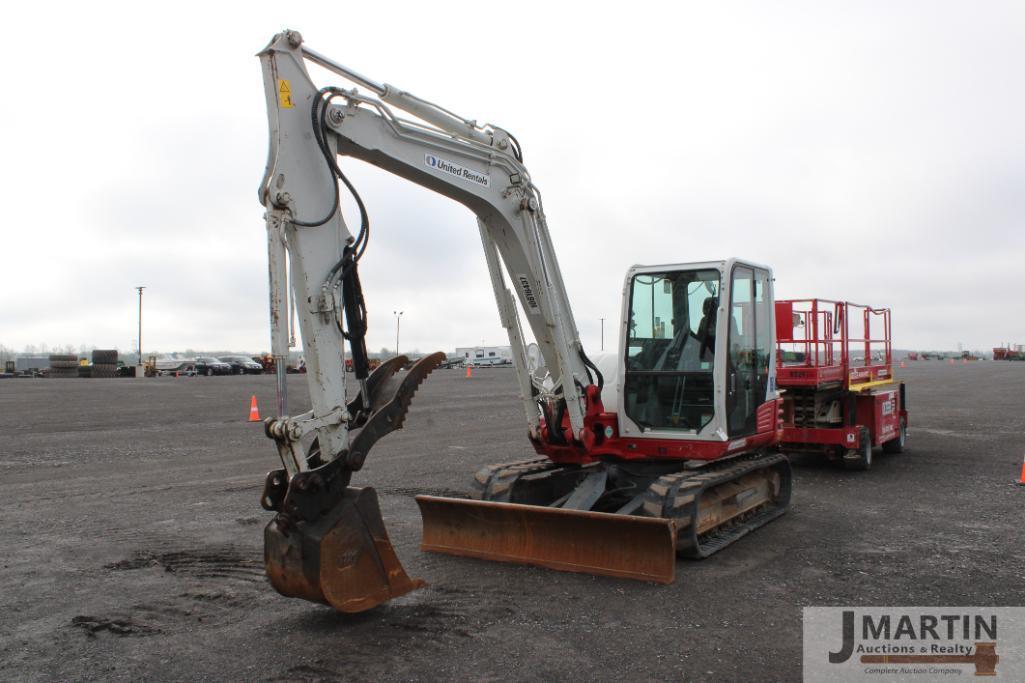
<box><xmin>624</xmin><ymin>269</ymin><xmax>720</xmax><ymax>431</ymax></box>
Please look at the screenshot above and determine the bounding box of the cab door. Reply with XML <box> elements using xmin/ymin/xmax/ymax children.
<box><xmin>726</xmin><ymin>266</ymin><xmax>773</xmax><ymax>436</ymax></box>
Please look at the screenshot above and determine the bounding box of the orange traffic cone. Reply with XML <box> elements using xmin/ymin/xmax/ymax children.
<box><xmin>248</xmin><ymin>395</ymin><xmax>261</xmax><ymax>422</ymax></box>
<box><xmin>900</xmin><ymin>360</ymin><xmax>907</xmax><ymax>368</ymax></box>
<box><xmin>948</xmin><ymin>358</ymin><xmax>955</xmax><ymax>365</ymax></box>
<box><xmin>1017</xmin><ymin>455</ymin><xmax>1025</xmax><ymax>486</ymax></box>
<box><xmin>465</xmin><ymin>365</ymin><xmax>472</xmax><ymax>378</ymax></box>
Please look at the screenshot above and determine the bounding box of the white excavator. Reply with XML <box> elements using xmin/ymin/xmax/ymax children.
<box><xmin>257</xmin><ymin>30</ymin><xmax>791</xmax><ymax>613</ymax></box>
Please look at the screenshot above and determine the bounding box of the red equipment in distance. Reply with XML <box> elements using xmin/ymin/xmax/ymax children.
<box><xmin>993</xmin><ymin>345</ymin><xmax>1025</xmax><ymax>361</ymax></box>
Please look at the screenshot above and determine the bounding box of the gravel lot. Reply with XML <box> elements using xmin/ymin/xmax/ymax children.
<box><xmin>1</xmin><ymin>362</ymin><xmax>1023</xmax><ymax>681</ymax></box>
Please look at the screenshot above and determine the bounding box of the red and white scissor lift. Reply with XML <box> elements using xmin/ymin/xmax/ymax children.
<box><xmin>774</xmin><ymin>299</ymin><xmax>908</xmax><ymax>470</ymax></box>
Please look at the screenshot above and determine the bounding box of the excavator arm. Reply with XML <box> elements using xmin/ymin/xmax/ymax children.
<box><xmin>258</xmin><ymin>30</ymin><xmax>608</xmax><ymax>459</ymax></box>
<box><xmin>256</xmin><ymin>30</ymin><xmax>612</xmax><ymax>612</ymax></box>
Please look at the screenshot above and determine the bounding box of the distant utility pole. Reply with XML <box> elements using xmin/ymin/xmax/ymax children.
<box><xmin>393</xmin><ymin>310</ymin><xmax>403</xmax><ymax>357</ymax></box>
<box><xmin>136</xmin><ymin>286</ymin><xmax>146</xmax><ymax>364</ymax></box>
<box><xmin>600</xmin><ymin>317</ymin><xmax>605</xmax><ymax>351</ymax></box>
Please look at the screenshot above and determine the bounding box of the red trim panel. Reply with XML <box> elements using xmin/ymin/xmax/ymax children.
<box><xmin>531</xmin><ymin>394</ymin><xmax>782</xmax><ymax>465</ymax></box>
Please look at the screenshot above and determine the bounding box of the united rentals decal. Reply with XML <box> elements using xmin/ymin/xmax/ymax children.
<box><xmin>803</xmin><ymin>607</ymin><xmax>1025</xmax><ymax>681</ymax></box>
<box><xmin>424</xmin><ymin>154</ymin><xmax>490</xmax><ymax>188</ymax></box>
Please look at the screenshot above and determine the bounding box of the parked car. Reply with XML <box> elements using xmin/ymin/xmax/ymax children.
<box><xmin>219</xmin><ymin>355</ymin><xmax>265</xmax><ymax>375</ymax></box>
<box><xmin>194</xmin><ymin>357</ymin><xmax>233</xmax><ymax>376</ymax></box>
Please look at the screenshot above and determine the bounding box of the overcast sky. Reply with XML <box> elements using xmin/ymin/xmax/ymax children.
<box><xmin>3</xmin><ymin>1</ymin><xmax>1023</xmax><ymax>355</ymax></box>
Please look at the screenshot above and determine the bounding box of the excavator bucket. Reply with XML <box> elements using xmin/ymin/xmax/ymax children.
<box><xmin>265</xmin><ymin>487</ymin><xmax>425</xmax><ymax>612</ymax></box>
<box><xmin>263</xmin><ymin>353</ymin><xmax>445</xmax><ymax>613</ymax></box>
<box><xmin>416</xmin><ymin>496</ymin><xmax>677</xmax><ymax>583</ymax></box>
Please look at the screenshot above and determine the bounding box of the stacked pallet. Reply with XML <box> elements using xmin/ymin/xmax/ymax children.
<box><xmin>91</xmin><ymin>349</ymin><xmax>118</xmax><ymax>378</ymax></box>
<box><xmin>48</xmin><ymin>354</ymin><xmax>79</xmax><ymax>378</ymax></box>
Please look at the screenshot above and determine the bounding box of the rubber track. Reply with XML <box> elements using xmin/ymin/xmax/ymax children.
<box><xmin>470</xmin><ymin>458</ymin><xmax>558</xmax><ymax>502</ymax></box>
<box><xmin>640</xmin><ymin>452</ymin><xmax>792</xmax><ymax>559</ymax></box>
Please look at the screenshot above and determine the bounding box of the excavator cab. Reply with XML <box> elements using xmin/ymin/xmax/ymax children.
<box><xmin>623</xmin><ymin>262</ymin><xmax>775</xmax><ymax>438</ymax></box>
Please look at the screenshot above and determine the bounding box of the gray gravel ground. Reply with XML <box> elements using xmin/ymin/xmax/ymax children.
<box><xmin>1</xmin><ymin>362</ymin><xmax>1023</xmax><ymax>681</ymax></box>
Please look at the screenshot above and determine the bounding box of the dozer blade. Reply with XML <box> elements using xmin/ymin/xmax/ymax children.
<box><xmin>416</xmin><ymin>495</ymin><xmax>677</xmax><ymax>584</ymax></box>
<box><xmin>265</xmin><ymin>486</ymin><xmax>425</xmax><ymax>613</ymax></box>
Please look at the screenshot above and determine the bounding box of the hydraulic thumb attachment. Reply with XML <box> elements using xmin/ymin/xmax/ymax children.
<box><xmin>262</xmin><ymin>352</ymin><xmax>444</xmax><ymax>612</ymax></box>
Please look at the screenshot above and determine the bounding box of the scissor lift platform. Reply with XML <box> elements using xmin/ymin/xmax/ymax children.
<box><xmin>775</xmin><ymin>299</ymin><xmax>907</xmax><ymax>470</ymax></box>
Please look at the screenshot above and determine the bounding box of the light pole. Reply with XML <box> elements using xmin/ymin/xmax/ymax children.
<box><xmin>393</xmin><ymin>310</ymin><xmax>403</xmax><ymax>357</ymax></box>
<box><xmin>136</xmin><ymin>286</ymin><xmax>146</xmax><ymax>368</ymax></box>
<box><xmin>600</xmin><ymin>317</ymin><xmax>605</xmax><ymax>351</ymax></box>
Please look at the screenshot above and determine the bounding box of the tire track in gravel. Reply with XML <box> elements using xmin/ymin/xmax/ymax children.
<box><xmin>70</xmin><ymin>545</ymin><xmax>271</xmax><ymax>639</ymax></box>
<box><xmin>264</xmin><ymin>582</ymin><xmax>520</xmax><ymax>682</ymax></box>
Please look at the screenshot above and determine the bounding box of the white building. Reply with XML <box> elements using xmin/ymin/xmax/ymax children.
<box><xmin>453</xmin><ymin>345</ymin><xmax>513</xmax><ymax>367</ymax></box>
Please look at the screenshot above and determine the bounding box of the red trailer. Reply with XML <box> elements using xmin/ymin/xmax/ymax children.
<box><xmin>775</xmin><ymin>299</ymin><xmax>908</xmax><ymax>470</ymax></box>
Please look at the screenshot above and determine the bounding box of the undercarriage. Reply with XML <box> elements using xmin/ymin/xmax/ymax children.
<box><xmin>417</xmin><ymin>450</ymin><xmax>792</xmax><ymax>583</ymax></box>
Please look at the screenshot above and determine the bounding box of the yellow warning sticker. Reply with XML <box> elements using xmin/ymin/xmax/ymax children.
<box><xmin>278</xmin><ymin>79</ymin><xmax>294</xmax><ymax>109</ymax></box>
